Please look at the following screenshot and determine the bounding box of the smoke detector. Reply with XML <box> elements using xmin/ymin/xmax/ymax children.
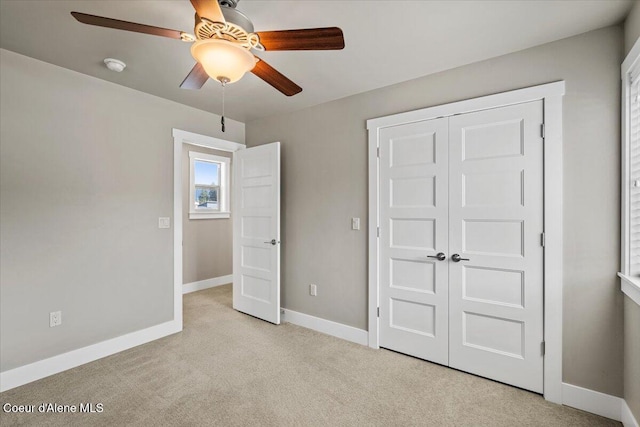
<box><xmin>103</xmin><ymin>58</ymin><xmax>126</xmax><ymax>72</ymax></box>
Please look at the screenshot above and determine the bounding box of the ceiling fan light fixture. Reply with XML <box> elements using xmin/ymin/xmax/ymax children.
<box><xmin>190</xmin><ymin>39</ymin><xmax>255</xmax><ymax>84</ymax></box>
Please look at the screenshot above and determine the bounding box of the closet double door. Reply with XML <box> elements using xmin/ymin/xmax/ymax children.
<box><xmin>378</xmin><ymin>101</ymin><xmax>544</xmax><ymax>393</ymax></box>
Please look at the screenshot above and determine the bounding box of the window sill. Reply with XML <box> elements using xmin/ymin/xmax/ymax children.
<box><xmin>189</xmin><ymin>211</ymin><xmax>230</xmax><ymax>220</ymax></box>
<box><xmin>618</xmin><ymin>272</ymin><xmax>640</xmax><ymax>307</ymax></box>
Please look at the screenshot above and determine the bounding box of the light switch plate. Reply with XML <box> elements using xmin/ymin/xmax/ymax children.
<box><xmin>158</xmin><ymin>217</ymin><xmax>170</xmax><ymax>229</ymax></box>
<box><xmin>352</xmin><ymin>217</ymin><xmax>360</xmax><ymax>230</ymax></box>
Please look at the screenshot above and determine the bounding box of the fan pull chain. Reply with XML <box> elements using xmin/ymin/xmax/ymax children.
<box><xmin>220</xmin><ymin>79</ymin><xmax>226</xmax><ymax>133</ymax></box>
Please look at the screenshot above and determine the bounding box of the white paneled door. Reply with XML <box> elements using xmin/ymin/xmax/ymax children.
<box><xmin>378</xmin><ymin>101</ymin><xmax>544</xmax><ymax>393</ymax></box>
<box><xmin>233</xmin><ymin>142</ymin><xmax>281</xmax><ymax>324</ymax></box>
<box><xmin>379</xmin><ymin>118</ymin><xmax>450</xmax><ymax>365</ymax></box>
<box><xmin>448</xmin><ymin>101</ymin><xmax>544</xmax><ymax>392</ymax></box>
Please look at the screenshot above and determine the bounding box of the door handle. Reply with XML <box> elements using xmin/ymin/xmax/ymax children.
<box><xmin>451</xmin><ymin>254</ymin><xmax>469</xmax><ymax>262</ymax></box>
<box><xmin>264</xmin><ymin>239</ymin><xmax>279</xmax><ymax>245</ymax></box>
<box><xmin>427</xmin><ymin>252</ymin><xmax>446</xmax><ymax>261</ymax></box>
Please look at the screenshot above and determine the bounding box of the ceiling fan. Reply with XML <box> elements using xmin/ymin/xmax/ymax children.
<box><xmin>71</xmin><ymin>0</ymin><xmax>345</xmax><ymax>96</ymax></box>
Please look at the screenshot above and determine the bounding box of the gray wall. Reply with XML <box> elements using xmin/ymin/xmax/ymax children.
<box><xmin>625</xmin><ymin>0</ymin><xmax>640</xmax><ymax>55</ymax></box>
<box><xmin>247</xmin><ymin>26</ymin><xmax>624</xmax><ymax>397</ymax></box>
<box><xmin>0</xmin><ymin>49</ymin><xmax>244</xmax><ymax>372</ymax></box>
<box><xmin>624</xmin><ymin>298</ymin><xmax>640</xmax><ymax>420</ymax></box>
<box><xmin>182</xmin><ymin>145</ymin><xmax>232</xmax><ymax>284</ymax></box>
<box><xmin>624</xmin><ymin>5</ymin><xmax>640</xmax><ymax>421</ymax></box>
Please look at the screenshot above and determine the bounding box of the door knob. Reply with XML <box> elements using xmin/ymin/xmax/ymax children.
<box><xmin>264</xmin><ymin>239</ymin><xmax>278</xmax><ymax>245</ymax></box>
<box><xmin>451</xmin><ymin>254</ymin><xmax>469</xmax><ymax>262</ymax></box>
<box><xmin>427</xmin><ymin>252</ymin><xmax>446</xmax><ymax>261</ymax></box>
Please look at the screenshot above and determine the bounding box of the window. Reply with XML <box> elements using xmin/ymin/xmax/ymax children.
<box><xmin>189</xmin><ymin>151</ymin><xmax>230</xmax><ymax>219</ymax></box>
<box><xmin>628</xmin><ymin>68</ymin><xmax>640</xmax><ymax>276</ymax></box>
<box><xmin>621</xmin><ymin>38</ymin><xmax>640</xmax><ymax>305</ymax></box>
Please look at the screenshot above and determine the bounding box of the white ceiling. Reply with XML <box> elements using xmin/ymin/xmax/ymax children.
<box><xmin>0</xmin><ymin>0</ymin><xmax>633</xmax><ymax>122</ymax></box>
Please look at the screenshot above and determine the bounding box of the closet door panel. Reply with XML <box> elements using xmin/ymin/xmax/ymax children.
<box><xmin>378</xmin><ymin>118</ymin><xmax>449</xmax><ymax>365</ymax></box>
<box><xmin>448</xmin><ymin>101</ymin><xmax>544</xmax><ymax>393</ymax></box>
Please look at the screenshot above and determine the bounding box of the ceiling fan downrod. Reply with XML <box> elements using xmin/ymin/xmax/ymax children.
<box><xmin>219</xmin><ymin>0</ymin><xmax>239</xmax><ymax>8</ymax></box>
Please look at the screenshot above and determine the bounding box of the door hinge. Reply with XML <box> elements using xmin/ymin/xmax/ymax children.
<box><xmin>377</xmin><ymin>307</ymin><xmax>380</xmax><ymax>317</ymax></box>
<box><xmin>541</xmin><ymin>123</ymin><xmax>545</xmax><ymax>139</ymax></box>
<box><xmin>377</xmin><ymin>226</ymin><xmax>380</xmax><ymax>237</ymax></box>
<box><xmin>377</xmin><ymin>147</ymin><xmax>380</xmax><ymax>158</ymax></box>
<box><xmin>541</xmin><ymin>341</ymin><xmax>546</xmax><ymax>356</ymax></box>
<box><xmin>540</xmin><ymin>232</ymin><xmax>545</xmax><ymax>247</ymax></box>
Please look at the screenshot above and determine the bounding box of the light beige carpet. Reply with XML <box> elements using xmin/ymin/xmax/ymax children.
<box><xmin>0</xmin><ymin>285</ymin><xmax>619</xmax><ymax>426</ymax></box>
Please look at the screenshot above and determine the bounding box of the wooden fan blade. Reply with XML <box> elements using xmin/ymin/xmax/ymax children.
<box><xmin>71</xmin><ymin>12</ymin><xmax>185</xmax><ymax>39</ymax></box>
<box><xmin>180</xmin><ymin>63</ymin><xmax>209</xmax><ymax>90</ymax></box>
<box><xmin>190</xmin><ymin>0</ymin><xmax>225</xmax><ymax>23</ymax></box>
<box><xmin>257</xmin><ymin>27</ymin><xmax>345</xmax><ymax>51</ymax></box>
<box><xmin>252</xmin><ymin>57</ymin><xmax>302</xmax><ymax>96</ymax></box>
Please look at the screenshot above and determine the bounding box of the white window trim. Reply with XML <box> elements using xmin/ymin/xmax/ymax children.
<box><xmin>620</xmin><ymin>37</ymin><xmax>640</xmax><ymax>307</ymax></box>
<box><xmin>367</xmin><ymin>81</ymin><xmax>565</xmax><ymax>404</ymax></box>
<box><xmin>188</xmin><ymin>151</ymin><xmax>230</xmax><ymax>219</ymax></box>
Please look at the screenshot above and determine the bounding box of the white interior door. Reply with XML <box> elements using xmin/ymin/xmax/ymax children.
<box><xmin>233</xmin><ymin>142</ymin><xmax>281</xmax><ymax>324</ymax></box>
<box><xmin>378</xmin><ymin>118</ymin><xmax>450</xmax><ymax>365</ymax></box>
<box><xmin>448</xmin><ymin>101</ymin><xmax>544</xmax><ymax>393</ymax></box>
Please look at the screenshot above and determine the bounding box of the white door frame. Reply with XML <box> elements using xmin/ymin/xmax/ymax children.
<box><xmin>366</xmin><ymin>81</ymin><xmax>565</xmax><ymax>403</ymax></box>
<box><xmin>172</xmin><ymin>128</ymin><xmax>246</xmax><ymax>331</ymax></box>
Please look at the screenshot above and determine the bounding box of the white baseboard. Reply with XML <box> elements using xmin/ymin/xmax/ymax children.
<box><xmin>282</xmin><ymin>309</ymin><xmax>368</xmax><ymax>346</ymax></box>
<box><xmin>183</xmin><ymin>274</ymin><xmax>232</xmax><ymax>294</ymax></box>
<box><xmin>0</xmin><ymin>320</ymin><xmax>181</xmax><ymax>393</ymax></box>
<box><xmin>562</xmin><ymin>383</ymin><xmax>623</xmax><ymax>421</ymax></box>
<box><xmin>623</xmin><ymin>399</ymin><xmax>640</xmax><ymax>427</ymax></box>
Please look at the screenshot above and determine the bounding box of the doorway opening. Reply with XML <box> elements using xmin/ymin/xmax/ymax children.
<box><xmin>173</xmin><ymin>129</ymin><xmax>282</xmax><ymax>328</ymax></box>
<box><xmin>172</xmin><ymin>129</ymin><xmax>245</xmax><ymax>328</ymax></box>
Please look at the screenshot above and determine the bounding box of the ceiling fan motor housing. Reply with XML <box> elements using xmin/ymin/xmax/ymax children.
<box><xmin>220</xmin><ymin>6</ymin><xmax>254</xmax><ymax>34</ymax></box>
<box><xmin>195</xmin><ymin>4</ymin><xmax>260</xmax><ymax>50</ymax></box>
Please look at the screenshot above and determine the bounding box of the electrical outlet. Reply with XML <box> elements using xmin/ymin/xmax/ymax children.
<box><xmin>50</xmin><ymin>311</ymin><xmax>62</xmax><ymax>327</ymax></box>
<box><xmin>309</xmin><ymin>284</ymin><xmax>317</xmax><ymax>296</ymax></box>
<box><xmin>352</xmin><ymin>217</ymin><xmax>360</xmax><ymax>230</ymax></box>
